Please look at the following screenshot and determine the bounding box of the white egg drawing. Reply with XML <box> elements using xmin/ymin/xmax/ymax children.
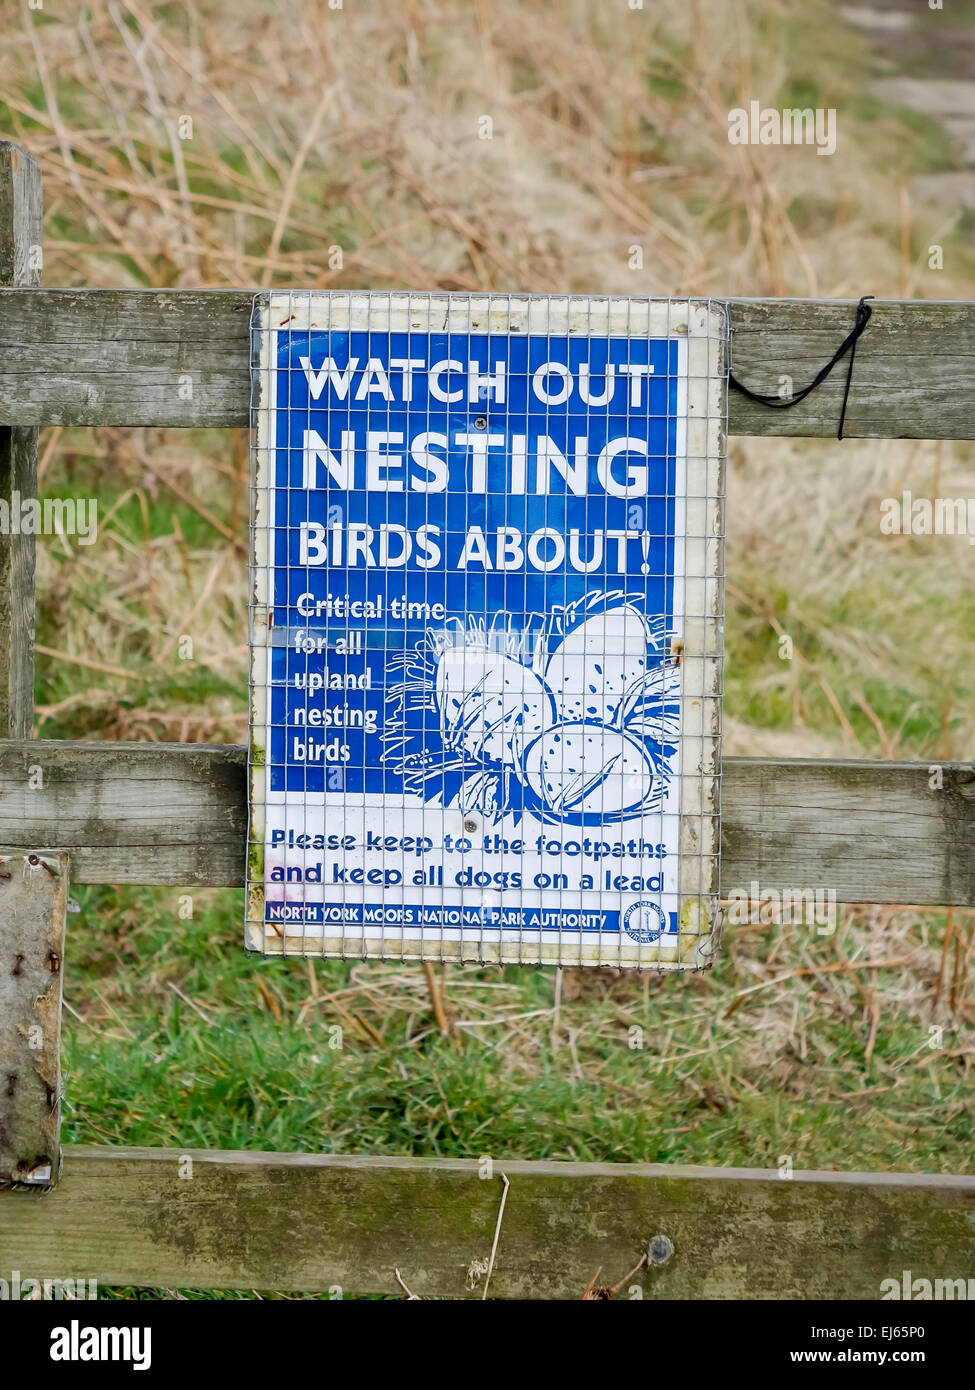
<box><xmin>542</xmin><ymin>603</ymin><xmax>659</xmax><ymax>725</ymax></box>
<box><xmin>521</xmin><ymin>724</ymin><xmax>655</xmax><ymax>822</ymax></box>
<box><xmin>436</xmin><ymin>646</ymin><xmax>557</xmax><ymax>766</ymax></box>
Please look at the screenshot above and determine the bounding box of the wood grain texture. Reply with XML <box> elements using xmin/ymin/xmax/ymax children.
<box><xmin>0</xmin><ymin>850</ymin><xmax>67</xmax><ymax>1190</ymax></box>
<box><xmin>0</xmin><ymin>145</ymin><xmax>41</xmax><ymax>738</ymax></box>
<box><xmin>728</xmin><ymin>297</ymin><xmax>975</xmax><ymax>438</ymax></box>
<box><xmin>724</xmin><ymin>756</ymin><xmax>975</xmax><ymax>908</ymax></box>
<box><xmin>0</xmin><ymin>291</ymin><xmax>973</xmax><ymax>437</ymax></box>
<box><xmin>0</xmin><ymin>740</ymin><xmax>248</xmax><ymax>887</ymax></box>
<box><xmin>0</xmin><ymin>145</ymin><xmax>43</xmax><ymax>287</ymax></box>
<box><xmin>1</xmin><ymin>1145</ymin><xmax>973</xmax><ymax>1297</ymax></box>
<box><xmin>0</xmin><ymin>740</ymin><xmax>971</xmax><ymax>904</ymax></box>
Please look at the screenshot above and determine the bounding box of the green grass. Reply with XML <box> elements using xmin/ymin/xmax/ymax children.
<box><xmin>62</xmin><ymin>887</ymin><xmax>972</xmax><ymax>1170</ymax></box>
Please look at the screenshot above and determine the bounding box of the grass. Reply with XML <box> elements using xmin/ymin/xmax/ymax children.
<box><xmin>0</xmin><ymin>0</ymin><xmax>972</xmax><ymax>1298</ymax></box>
<box><xmin>63</xmin><ymin>886</ymin><xmax>972</xmax><ymax>1171</ymax></box>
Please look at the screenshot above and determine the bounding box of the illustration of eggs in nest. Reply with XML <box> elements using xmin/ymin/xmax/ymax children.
<box><xmin>520</xmin><ymin>724</ymin><xmax>655</xmax><ymax>823</ymax></box>
<box><xmin>382</xmin><ymin>590</ymin><xmax>680</xmax><ymax>826</ymax></box>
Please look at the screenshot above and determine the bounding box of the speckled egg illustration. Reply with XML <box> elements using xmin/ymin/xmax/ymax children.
<box><xmin>436</xmin><ymin>646</ymin><xmax>557</xmax><ymax>766</ymax></box>
<box><xmin>542</xmin><ymin>604</ymin><xmax>658</xmax><ymax>725</ymax></box>
<box><xmin>520</xmin><ymin>722</ymin><xmax>655</xmax><ymax>823</ymax></box>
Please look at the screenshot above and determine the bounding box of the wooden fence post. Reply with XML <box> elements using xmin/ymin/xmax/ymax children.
<box><xmin>0</xmin><ymin>146</ymin><xmax>63</xmax><ymax>1190</ymax></box>
<box><xmin>0</xmin><ymin>851</ymin><xmax>69</xmax><ymax>1188</ymax></box>
<box><xmin>0</xmin><ymin>141</ymin><xmax>41</xmax><ymax>738</ymax></box>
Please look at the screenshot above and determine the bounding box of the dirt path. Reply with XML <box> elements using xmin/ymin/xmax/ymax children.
<box><xmin>841</xmin><ymin>2</ymin><xmax>975</xmax><ymax>207</ymax></box>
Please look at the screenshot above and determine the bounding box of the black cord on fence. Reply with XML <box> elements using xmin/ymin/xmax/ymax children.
<box><xmin>729</xmin><ymin>295</ymin><xmax>874</xmax><ymax>440</ymax></box>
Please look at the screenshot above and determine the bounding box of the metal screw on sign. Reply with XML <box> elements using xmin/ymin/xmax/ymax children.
<box><xmin>648</xmin><ymin>1234</ymin><xmax>675</xmax><ymax>1265</ymax></box>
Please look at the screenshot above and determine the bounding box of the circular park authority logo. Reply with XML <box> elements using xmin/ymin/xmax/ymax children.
<box><xmin>622</xmin><ymin>901</ymin><xmax>667</xmax><ymax>944</ymax></box>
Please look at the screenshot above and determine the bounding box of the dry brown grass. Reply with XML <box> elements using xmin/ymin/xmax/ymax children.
<box><xmin>3</xmin><ymin>0</ymin><xmax>970</xmax><ymax>755</ymax></box>
<box><xmin>1</xmin><ymin>0</ymin><xmax>966</xmax><ymax>297</ymax></box>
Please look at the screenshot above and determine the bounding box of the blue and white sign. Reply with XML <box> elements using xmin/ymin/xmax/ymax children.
<box><xmin>248</xmin><ymin>294</ymin><xmax>725</xmax><ymax>968</ymax></box>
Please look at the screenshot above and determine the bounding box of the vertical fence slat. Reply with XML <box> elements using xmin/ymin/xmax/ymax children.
<box><xmin>0</xmin><ymin>851</ymin><xmax>68</xmax><ymax>1188</ymax></box>
<box><xmin>0</xmin><ymin>143</ymin><xmax>41</xmax><ymax>739</ymax></box>
<box><xmin>0</xmin><ymin>148</ymin><xmax>60</xmax><ymax>1189</ymax></box>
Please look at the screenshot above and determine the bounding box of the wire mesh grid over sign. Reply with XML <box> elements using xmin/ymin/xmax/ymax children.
<box><xmin>247</xmin><ymin>292</ymin><xmax>728</xmax><ymax>969</ymax></box>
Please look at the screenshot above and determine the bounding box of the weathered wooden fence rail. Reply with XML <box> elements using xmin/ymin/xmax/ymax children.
<box><xmin>1</xmin><ymin>288</ymin><xmax>975</xmax><ymax>438</ymax></box>
<box><xmin>4</xmin><ymin>1148</ymin><xmax>974</xmax><ymax>1300</ymax></box>
<box><xmin>0</xmin><ymin>140</ymin><xmax>973</xmax><ymax>1297</ymax></box>
<box><xmin>0</xmin><ymin>740</ymin><xmax>972</xmax><ymax>904</ymax></box>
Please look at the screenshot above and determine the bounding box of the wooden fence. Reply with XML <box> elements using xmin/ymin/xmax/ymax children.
<box><xmin>1</xmin><ymin>142</ymin><xmax>973</xmax><ymax>1298</ymax></box>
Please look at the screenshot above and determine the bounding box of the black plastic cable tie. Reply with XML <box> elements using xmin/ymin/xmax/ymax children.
<box><xmin>729</xmin><ymin>295</ymin><xmax>874</xmax><ymax>440</ymax></box>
